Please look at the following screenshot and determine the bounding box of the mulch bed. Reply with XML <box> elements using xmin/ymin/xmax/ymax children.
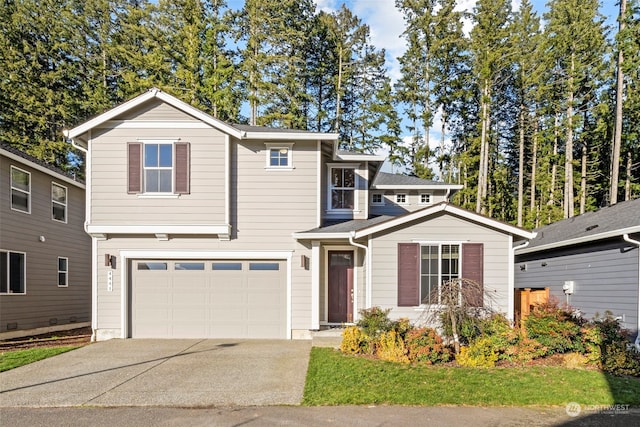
<box><xmin>0</xmin><ymin>327</ymin><xmax>92</xmax><ymax>352</ymax></box>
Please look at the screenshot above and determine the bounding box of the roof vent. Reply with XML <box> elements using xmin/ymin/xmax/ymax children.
<box><xmin>585</xmin><ymin>224</ymin><xmax>598</xmax><ymax>232</ymax></box>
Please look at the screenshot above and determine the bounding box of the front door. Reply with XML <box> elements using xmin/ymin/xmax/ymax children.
<box><xmin>328</xmin><ymin>251</ymin><xmax>354</xmax><ymax>323</ymax></box>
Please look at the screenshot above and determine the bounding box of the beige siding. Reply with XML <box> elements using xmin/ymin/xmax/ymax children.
<box><xmin>0</xmin><ymin>155</ymin><xmax>91</xmax><ymax>334</ymax></box>
<box><xmin>370</xmin><ymin>190</ymin><xmax>451</xmax><ymax>216</ymax></box>
<box><xmin>113</xmin><ymin>98</ymin><xmax>201</xmax><ymax>122</ymax></box>
<box><xmin>90</xmin><ymin>126</ymin><xmax>227</xmax><ymax>225</ymax></box>
<box><xmin>369</xmin><ymin>213</ymin><xmax>512</xmax><ymax>324</ymax></box>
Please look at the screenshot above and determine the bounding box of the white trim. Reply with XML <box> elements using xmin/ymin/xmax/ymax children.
<box><xmin>395</xmin><ymin>193</ymin><xmax>408</xmax><ymax>205</ymax></box>
<box><xmin>119</xmin><ymin>250</ymin><xmax>294</xmax><ymax>339</ymax></box>
<box><xmin>354</xmin><ymin>203</ymin><xmax>535</xmax><ymax>240</ymax></box>
<box><xmin>515</xmin><ymin>226</ymin><xmax>640</xmax><ymax>255</ymax></box>
<box><xmin>311</xmin><ymin>241</ymin><xmax>321</xmax><ymax>330</ymax></box>
<box><xmin>366</xmin><ymin>235</ymin><xmax>372</xmax><ymax>309</ymax></box>
<box><xmin>57</xmin><ymin>256</ymin><xmax>69</xmax><ymax>287</ymax></box>
<box><xmin>225</xmin><ymin>134</ymin><xmax>231</xmax><ymax>227</ymax></box>
<box><xmin>326</xmin><ymin>163</ymin><xmax>359</xmax><ymax>214</ymax></box>
<box><xmin>136</xmin><ymin>194</ymin><xmax>180</xmax><ymax>199</ymax></box>
<box><xmin>373</xmin><ymin>184</ymin><xmax>464</xmax><ymax>190</ymax></box>
<box><xmin>264</xmin><ymin>143</ymin><xmax>294</xmax><ymax>170</ymax></box>
<box><xmin>316</xmin><ymin>141</ymin><xmax>322</xmax><ymax>228</ymax></box>
<box><xmin>244</xmin><ymin>133</ymin><xmax>337</xmax><ymax>141</ymax></box>
<box><xmin>86</xmin><ymin>224</ymin><xmax>231</xmax><ymax>236</ymax></box>
<box><xmin>91</xmin><ymin>237</ymin><xmax>98</xmax><ymax>341</ymax></box>
<box><xmin>371</xmin><ymin>192</ymin><xmax>385</xmax><ymax>206</ymax></box>
<box><xmin>1</xmin><ymin>149</ymin><xmax>85</xmax><ymax>189</ymax></box>
<box><xmin>334</xmin><ymin>153</ymin><xmax>386</xmax><ymax>161</ymax></box>
<box><xmin>9</xmin><ymin>165</ymin><xmax>31</xmax><ymax>214</ymax></box>
<box><xmin>51</xmin><ymin>182</ymin><xmax>68</xmax><ymax>223</ymax></box>
<box><xmin>101</xmin><ymin>120</ymin><xmax>210</xmax><ymax>129</ymax></box>
<box><xmin>323</xmin><ymin>246</ymin><xmax>355</xmax><ymax>324</ymax></box>
<box><xmin>419</xmin><ymin>193</ymin><xmax>433</xmax><ymax>205</ymax></box>
<box><xmin>86</xmin><ymin>130</ymin><xmax>92</xmax><ymax>231</ymax></box>
<box><xmin>364</xmin><ymin>161</ymin><xmax>369</xmax><ymax>220</ymax></box>
<box><xmin>292</xmin><ymin>232</ymin><xmax>351</xmax><ymax>239</ymax></box>
<box><xmin>622</xmin><ymin>234</ymin><xmax>640</xmax><ymax>351</ymax></box>
<box><xmin>413</xmin><ymin>240</ymin><xmax>469</xmax><ymax>245</ymax></box>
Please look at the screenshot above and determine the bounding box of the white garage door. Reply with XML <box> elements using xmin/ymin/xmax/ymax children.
<box><xmin>131</xmin><ymin>260</ymin><xmax>287</xmax><ymax>339</ymax></box>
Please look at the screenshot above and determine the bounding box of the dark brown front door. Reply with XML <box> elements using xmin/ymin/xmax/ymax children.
<box><xmin>328</xmin><ymin>251</ymin><xmax>354</xmax><ymax>323</ymax></box>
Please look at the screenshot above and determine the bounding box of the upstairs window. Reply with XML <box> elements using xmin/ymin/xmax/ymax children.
<box><xmin>395</xmin><ymin>193</ymin><xmax>407</xmax><ymax>204</ymax></box>
<box><xmin>0</xmin><ymin>251</ymin><xmax>26</xmax><ymax>294</ymax></box>
<box><xmin>265</xmin><ymin>143</ymin><xmax>294</xmax><ymax>170</ymax></box>
<box><xmin>420</xmin><ymin>193</ymin><xmax>432</xmax><ymax>205</ymax></box>
<box><xmin>371</xmin><ymin>193</ymin><xmax>384</xmax><ymax>205</ymax></box>
<box><xmin>10</xmin><ymin>166</ymin><xmax>30</xmax><ymax>213</ymax></box>
<box><xmin>128</xmin><ymin>142</ymin><xmax>190</xmax><ymax>195</ymax></box>
<box><xmin>144</xmin><ymin>143</ymin><xmax>173</xmax><ymax>193</ymax></box>
<box><xmin>52</xmin><ymin>183</ymin><xmax>67</xmax><ymax>223</ymax></box>
<box><xmin>330</xmin><ymin>167</ymin><xmax>356</xmax><ymax>210</ymax></box>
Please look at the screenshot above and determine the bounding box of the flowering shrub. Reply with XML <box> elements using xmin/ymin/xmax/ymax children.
<box><xmin>456</xmin><ymin>337</ymin><xmax>499</xmax><ymax>368</ymax></box>
<box><xmin>376</xmin><ymin>330</ymin><xmax>409</xmax><ymax>363</ymax></box>
<box><xmin>340</xmin><ymin>326</ymin><xmax>369</xmax><ymax>355</ymax></box>
<box><xmin>405</xmin><ymin>328</ymin><xmax>451</xmax><ymax>364</ymax></box>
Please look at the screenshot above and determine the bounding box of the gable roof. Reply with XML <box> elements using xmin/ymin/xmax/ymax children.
<box><xmin>64</xmin><ymin>88</ymin><xmax>339</xmax><ymax>149</ymax></box>
<box><xmin>371</xmin><ymin>172</ymin><xmax>463</xmax><ymax>190</ymax></box>
<box><xmin>0</xmin><ymin>143</ymin><xmax>85</xmax><ymax>188</ymax></box>
<box><xmin>293</xmin><ymin>202</ymin><xmax>535</xmax><ymax>240</ymax></box>
<box><xmin>516</xmin><ymin>198</ymin><xmax>640</xmax><ymax>254</ymax></box>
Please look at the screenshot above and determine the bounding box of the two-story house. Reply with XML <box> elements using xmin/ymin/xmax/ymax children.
<box><xmin>65</xmin><ymin>88</ymin><xmax>534</xmax><ymax>341</ymax></box>
<box><xmin>1</xmin><ymin>144</ymin><xmax>91</xmax><ymax>339</ymax></box>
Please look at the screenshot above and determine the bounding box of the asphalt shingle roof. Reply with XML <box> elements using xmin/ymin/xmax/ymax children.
<box><xmin>526</xmin><ymin>198</ymin><xmax>640</xmax><ymax>249</ymax></box>
<box><xmin>372</xmin><ymin>172</ymin><xmax>455</xmax><ymax>187</ymax></box>
<box><xmin>298</xmin><ymin>215</ymin><xmax>394</xmax><ymax>234</ymax></box>
<box><xmin>0</xmin><ymin>143</ymin><xmax>84</xmax><ymax>184</ymax></box>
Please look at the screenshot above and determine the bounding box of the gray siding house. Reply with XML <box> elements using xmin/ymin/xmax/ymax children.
<box><xmin>65</xmin><ymin>88</ymin><xmax>534</xmax><ymax>341</ymax></box>
<box><xmin>1</xmin><ymin>144</ymin><xmax>91</xmax><ymax>339</ymax></box>
<box><xmin>514</xmin><ymin>198</ymin><xmax>640</xmax><ymax>348</ymax></box>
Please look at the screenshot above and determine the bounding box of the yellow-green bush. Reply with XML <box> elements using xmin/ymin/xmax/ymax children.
<box><xmin>456</xmin><ymin>337</ymin><xmax>499</xmax><ymax>368</ymax></box>
<box><xmin>340</xmin><ymin>326</ymin><xmax>369</xmax><ymax>355</ymax></box>
<box><xmin>376</xmin><ymin>330</ymin><xmax>409</xmax><ymax>363</ymax></box>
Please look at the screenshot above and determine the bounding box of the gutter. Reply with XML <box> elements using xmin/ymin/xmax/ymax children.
<box><xmin>623</xmin><ymin>233</ymin><xmax>640</xmax><ymax>351</ymax></box>
<box><xmin>510</xmin><ymin>239</ymin><xmax>531</xmax><ymax>323</ymax></box>
<box><xmin>350</xmin><ymin>231</ymin><xmax>369</xmax><ymax>321</ymax></box>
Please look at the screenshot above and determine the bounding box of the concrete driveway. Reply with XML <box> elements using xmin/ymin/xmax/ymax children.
<box><xmin>0</xmin><ymin>339</ymin><xmax>311</xmax><ymax>407</ymax></box>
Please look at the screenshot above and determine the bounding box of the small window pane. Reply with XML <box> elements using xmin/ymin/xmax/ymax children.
<box><xmin>11</xmin><ymin>168</ymin><xmax>29</xmax><ymax>191</ymax></box>
<box><xmin>159</xmin><ymin>170</ymin><xmax>172</xmax><ymax>192</ymax></box>
<box><xmin>159</xmin><ymin>144</ymin><xmax>173</xmax><ymax>167</ymax></box>
<box><xmin>212</xmin><ymin>262</ymin><xmax>242</xmax><ymax>270</ymax></box>
<box><xmin>145</xmin><ymin>170</ymin><xmax>159</xmax><ymax>192</ymax></box>
<box><xmin>58</xmin><ymin>272</ymin><xmax>68</xmax><ymax>286</ymax></box>
<box><xmin>144</xmin><ymin>144</ymin><xmax>159</xmax><ymax>167</ymax></box>
<box><xmin>175</xmin><ymin>262</ymin><xmax>205</xmax><ymax>270</ymax></box>
<box><xmin>53</xmin><ymin>203</ymin><xmax>66</xmax><ymax>221</ymax></box>
<box><xmin>11</xmin><ymin>190</ymin><xmax>29</xmax><ymax>211</ymax></box>
<box><xmin>52</xmin><ymin>184</ymin><xmax>66</xmax><ymax>203</ymax></box>
<box><xmin>249</xmin><ymin>262</ymin><xmax>280</xmax><ymax>271</ymax></box>
<box><xmin>9</xmin><ymin>252</ymin><xmax>25</xmax><ymax>293</ymax></box>
<box><xmin>1</xmin><ymin>252</ymin><xmax>8</xmax><ymax>293</ymax></box>
<box><xmin>137</xmin><ymin>262</ymin><xmax>167</xmax><ymax>270</ymax></box>
<box><xmin>58</xmin><ymin>258</ymin><xmax>67</xmax><ymax>271</ymax></box>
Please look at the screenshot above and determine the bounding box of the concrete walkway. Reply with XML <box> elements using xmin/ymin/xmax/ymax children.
<box><xmin>0</xmin><ymin>339</ymin><xmax>311</xmax><ymax>407</ymax></box>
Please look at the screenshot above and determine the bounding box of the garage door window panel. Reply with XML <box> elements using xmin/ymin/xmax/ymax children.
<box><xmin>137</xmin><ymin>262</ymin><xmax>168</xmax><ymax>270</ymax></box>
<box><xmin>212</xmin><ymin>262</ymin><xmax>243</xmax><ymax>270</ymax></box>
<box><xmin>175</xmin><ymin>262</ymin><xmax>205</xmax><ymax>270</ymax></box>
<box><xmin>249</xmin><ymin>262</ymin><xmax>280</xmax><ymax>271</ymax></box>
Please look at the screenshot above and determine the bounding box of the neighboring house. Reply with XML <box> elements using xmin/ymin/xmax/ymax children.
<box><xmin>64</xmin><ymin>88</ymin><xmax>534</xmax><ymax>341</ymax></box>
<box><xmin>514</xmin><ymin>198</ymin><xmax>640</xmax><ymax>348</ymax></box>
<box><xmin>0</xmin><ymin>144</ymin><xmax>91</xmax><ymax>339</ymax></box>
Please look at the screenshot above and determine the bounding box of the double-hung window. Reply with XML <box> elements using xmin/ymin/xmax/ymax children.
<box><xmin>52</xmin><ymin>183</ymin><xmax>67</xmax><ymax>222</ymax></box>
<box><xmin>10</xmin><ymin>166</ymin><xmax>30</xmax><ymax>213</ymax></box>
<box><xmin>420</xmin><ymin>244</ymin><xmax>460</xmax><ymax>304</ymax></box>
<box><xmin>58</xmin><ymin>257</ymin><xmax>68</xmax><ymax>287</ymax></box>
<box><xmin>0</xmin><ymin>251</ymin><xmax>26</xmax><ymax>294</ymax></box>
<box><xmin>144</xmin><ymin>143</ymin><xmax>173</xmax><ymax>193</ymax></box>
<box><xmin>330</xmin><ymin>167</ymin><xmax>356</xmax><ymax>210</ymax></box>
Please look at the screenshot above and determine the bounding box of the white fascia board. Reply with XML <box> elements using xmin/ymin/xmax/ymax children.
<box><xmin>1</xmin><ymin>149</ymin><xmax>85</xmax><ymax>189</ymax></box>
<box><xmin>516</xmin><ymin>225</ymin><xmax>640</xmax><ymax>255</ymax></box>
<box><xmin>243</xmin><ymin>132</ymin><xmax>339</xmax><ymax>141</ymax></box>
<box><xmin>372</xmin><ymin>184</ymin><xmax>464</xmax><ymax>190</ymax></box>
<box><xmin>334</xmin><ymin>153</ymin><xmax>386</xmax><ymax>162</ymax></box>
<box><xmin>86</xmin><ymin>224</ymin><xmax>230</xmax><ymax>236</ymax></box>
<box><xmin>353</xmin><ymin>204</ymin><xmax>535</xmax><ymax>240</ymax></box>
<box><xmin>119</xmin><ymin>250</ymin><xmax>293</xmax><ymax>260</ymax></box>
<box><xmin>292</xmin><ymin>232</ymin><xmax>351</xmax><ymax>240</ymax></box>
<box><xmin>64</xmin><ymin>88</ymin><xmax>244</xmax><ymax>141</ymax></box>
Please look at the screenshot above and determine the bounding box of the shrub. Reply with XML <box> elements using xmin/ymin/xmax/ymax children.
<box><xmin>376</xmin><ymin>330</ymin><xmax>409</xmax><ymax>363</ymax></box>
<box><xmin>340</xmin><ymin>326</ymin><xmax>369</xmax><ymax>355</ymax></box>
<box><xmin>439</xmin><ymin>310</ymin><xmax>482</xmax><ymax>345</ymax></box>
<box><xmin>456</xmin><ymin>337</ymin><xmax>499</xmax><ymax>368</ymax></box>
<box><xmin>580</xmin><ymin>324</ymin><xmax>602</xmax><ymax>366</ymax></box>
<box><xmin>563</xmin><ymin>352</ymin><xmax>589</xmax><ymax>369</ymax></box>
<box><xmin>357</xmin><ymin>307</ymin><xmax>394</xmax><ymax>338</ymax></box>
<box><xmin>503</xmin><ymin>336</ymin><xmax>548</xmax><ymax>365</ymax></box>
<box><xmin>524</xmin><ymin>302</ymin><xmax>582</xmax><ymax>355</ymax></box>
<box><xmin>405</xmin><ymin>328</ymin><xmax>451</xmax><ymax>364</ymax></box>
<box><xmin>593</xmin><ymin>313</ymin><xmax>640</xmax><ymax>376</ymax></box>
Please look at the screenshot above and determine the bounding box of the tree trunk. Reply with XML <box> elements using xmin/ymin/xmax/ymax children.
<box><xmin>517</xmin><ymin>104</ymin><xmax>525</xmax><ymax>227</ymax></box>
<box><xmin>564</xmin><ymin>53</ymin><xmax>575</xmax><ymax>218</ymax></box>
<box><xmin>580</xmin><ymin>141</ymin><xmax>587</xmax><ymax>214</ymax></box>
<box><xmin>530</xmin><ymin>116</ymin><xmax>539</xmax><ymax>223</ymax></box>
<box><xmin>476</xmin><ymin>80</ymin><xmax>490</xmax><ymax>214</ymax></box>
<box><xmin>625</xmin><ymin>151</ymin><xmax>632</xmax><ymax>201</ymax></box>
<box><xmin>610</xmin><ymin>0</ymin><xmax>626</xmax><ymax>206</ymax></box>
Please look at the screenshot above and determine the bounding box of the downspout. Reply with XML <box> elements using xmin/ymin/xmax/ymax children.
<box><xmin>445</xmin><ymin>188</ymin><xmax>451</xmax><ymax>202</ymax></box>
<box><xmin>350</xmin><ymin>231</ymin><xmax>368</xmax><ymax>322</ymax></box>
<box><xmin>623</xmin><ymin>234</ymin><xmax>640</xmax><ymax>351</ymax></box>
<box><xmin>510</xmin><ymin>239</ymin><xmax>531</xmax><ymax>323</ymax></box>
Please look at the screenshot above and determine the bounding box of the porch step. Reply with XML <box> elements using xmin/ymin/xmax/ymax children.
<box><xmin>311</xmin><ymin>328</ymin><xmax>344</xmax><ymax>348</ymax></box>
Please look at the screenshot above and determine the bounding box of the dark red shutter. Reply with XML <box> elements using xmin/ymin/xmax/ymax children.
<box><xmin>398</xmin><ymin>243</ymin><xmax>420</xmax><ymax>307</ymax></box>
<box><xmin>128</xmin><ymin>142</ymin><xmax>142</xmax><ymax>193</ymax></box>
<box><xmin>462</xmin><ymin>243</ymin><xmax>484</xmax><ymax>307</ymax></box>
<box><xmin>175</xmin><ymin>142</ymin><xmax>190</xmax><ymax>194</ymax></box>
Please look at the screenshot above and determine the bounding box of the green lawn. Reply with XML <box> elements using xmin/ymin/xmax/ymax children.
<box><xmin>303</xmin><ymin>347</ymin><xmax>640</xmax><ymax>406</ymax></box>
<box><xmin>0</xmin><ymin>347</ymin><xmax>78</xmax><ymax>372</ymax></box>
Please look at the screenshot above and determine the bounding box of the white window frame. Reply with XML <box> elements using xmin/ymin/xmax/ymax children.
<box><xmin>419</xmin><ymin>243</ymin><xmax>461</xmax><ymax>305</ymax></box>
<box><xmin>0</xmin><ymin>250</ymin><xmax>26</xmax><ymax>294</ymax></box>
<box><xmin>10</xmin><ymin>166</ymin><xmax>31</xmax><ymax>214</ymax></box>
<box><xmin>395</xmin><ymin>193</ymin><xmax>408</xmax><ymax>205</ymax></box>
<box><xmin>327</xmin><ymin>163</ymin><xmax>359</xmax><ymax>212</ymax></box>
<box><xmin>371</xmin><ymin>192</ymin><xmax>384</xmax><ymax>205</ymax></box>
<box><xmin>419</xmin><ymin>193</ymin><xmax>432</xmax><ymax>205</ymax></box>
<box><xmin>58</xmin><ymin>257</ymin><xmax>69</xmax><ymax>287</ymax></box>
<box><xmin>52</xmin><ymin>182</ymin><xmax>68</xmax><ymax>223</ymax></box>
<box><xmin>143</xmin><ymin>142</ymin><xmax>174</xmax><ymax>194</ymax></box>
<box><xmin>265</xmin><ymin>143</ymin><xmax>294</xmax><ymax>171</ymax></box>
